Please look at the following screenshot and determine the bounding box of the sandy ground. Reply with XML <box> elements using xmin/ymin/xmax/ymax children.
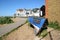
<box><xmin>0</xmin><ymin>18</ymin><xmax>60</xmax><ymax>40</ymax></box>
<box><xmin>41</xmin><ymin>27</ymin><xmax>60</xmax><ymax>40</ymax></box>
<box><xmin>0</xmin><ymin>24</ymin><xmax>2</xmax><ymax>27</ymax></box>
<box><xmin>0</xmin><ymin>24</ymin><xmax>8</xmax><ymax>27</ymax></box>
<box><xmin>2</xmin><ymin>23</ymin><xmax>36</xmax><ymax>40</ymax></box>
<box><xmin>11</xmin><ymin>18</ymin><xmax>21</xmax><ymax>22</ymax></box>
<box><xmin>11</xmin><ymin>18</ymin><xmax>27</xmax><ymax>23</ymax></box>
<box><xmin>2</xmin><ymin>23</ymin><xmax>60</xmax><ymax>40</ymax></box>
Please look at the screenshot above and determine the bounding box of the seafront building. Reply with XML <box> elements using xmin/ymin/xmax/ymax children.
<box><xmin>15</xmin><ymin>9</ymin><xmax>41</xmax><ymax>17</ymax></box>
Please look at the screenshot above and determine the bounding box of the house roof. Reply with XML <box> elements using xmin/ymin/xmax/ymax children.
<box><xmin>17</xmin><ymin>9</ymin><xmax>23</xmax><ymax>12</ymax></box>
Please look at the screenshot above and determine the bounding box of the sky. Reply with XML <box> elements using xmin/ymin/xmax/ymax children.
<box><xmin>0</xmin><ymin>0</ymin><xmax>45</xmax><ymax>16</ymax></box>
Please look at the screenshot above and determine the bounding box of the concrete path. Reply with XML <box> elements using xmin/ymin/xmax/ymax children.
<box><xmin>0</xmin><ymin>18</ymin><xmax>27</xmax><ymax>37</ymax></box>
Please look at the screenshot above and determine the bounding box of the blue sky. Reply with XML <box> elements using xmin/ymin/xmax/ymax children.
<box><xmin>0</xmin><ymin>0</ymin><xmax>45</xmax><ymax>16</ymax></box>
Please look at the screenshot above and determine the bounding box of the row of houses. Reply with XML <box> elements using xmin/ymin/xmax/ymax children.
<box><xmin>14</xmin><ymin>5</ymin><xmax>45</xmax><ymax>17</ymax></box>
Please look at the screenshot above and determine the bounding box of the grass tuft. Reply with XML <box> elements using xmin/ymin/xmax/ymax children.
<box><xmin>48</xmin><ymin>21</ymin><xmax>60</xmax><ymax>30</ymax></box>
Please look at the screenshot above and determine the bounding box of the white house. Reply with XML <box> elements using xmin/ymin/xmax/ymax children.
<box><xmin>15</xmin><ymin>8</ymin><xmax>43</xmax><ymax>17</ymax></box>
<box><xmin>32</xmin><ymin>9</ymin><xmax>40</xmax><ymax>17</ymax></box>
<box><xmin>15</xmin><ymin>9</ymin><xmax>27</xmax><ymax>17</ymax></box>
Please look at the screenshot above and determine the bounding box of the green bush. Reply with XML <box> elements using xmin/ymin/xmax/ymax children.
<box><xmin>0</xmin><ymin>17</ymin><xmax>14</xmax><ymax>24</ymax></box>
<box><xmin>0</xmin><ymin>37</ymin><xmax>2</xmax><ymax>40</ymax></box>
<box><xmin>48</xmin><ymin>21</ymin><xmax>60</xmax><ymax>30</ymax></box>
<box><xmin>38</xmin><ymin>29</ymin><xmax>48</xmax><ymax>38</ymax></box>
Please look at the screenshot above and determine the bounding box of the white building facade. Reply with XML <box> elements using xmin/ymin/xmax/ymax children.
<box><xmin>15</xmin><ymin>9</ymin><xmax>27</xmax><ymax>17</ymax></box>
<box><xmin>15</xmin><ymin>9</ymin><xmax>42</xmax><ymax>17</ymax></box>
